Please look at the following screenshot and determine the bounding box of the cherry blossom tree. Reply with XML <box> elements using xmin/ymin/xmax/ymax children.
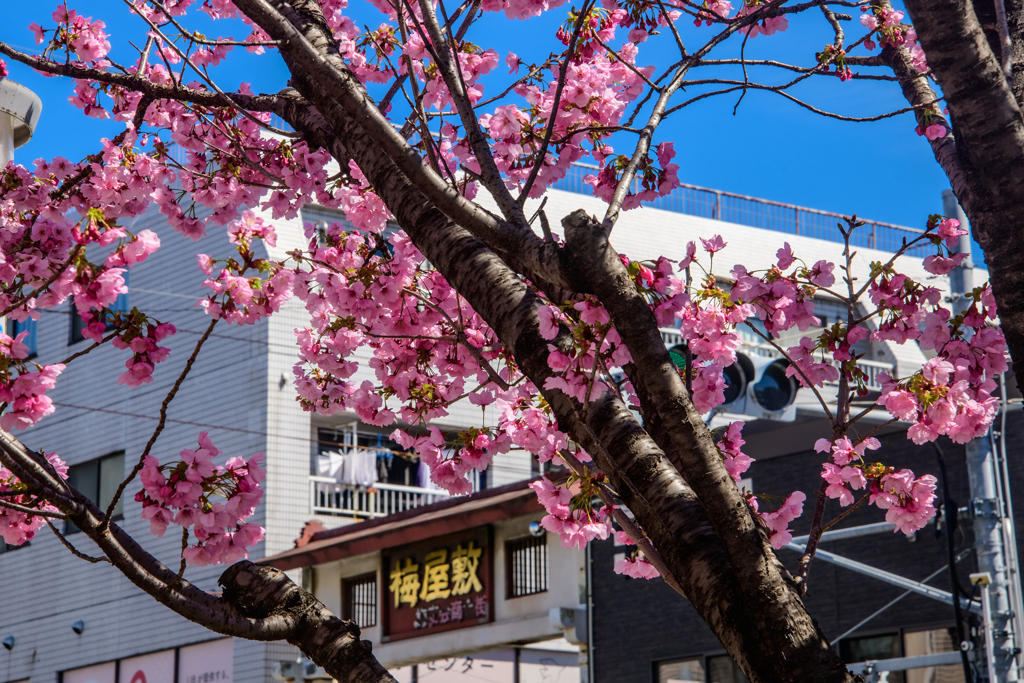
<box><xmin>0</xmin><ymin>1</ymin><xmax>1019</xmax><ymax>681</ymax></box>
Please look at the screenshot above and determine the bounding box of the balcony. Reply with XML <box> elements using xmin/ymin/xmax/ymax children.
<box><xmin>309</xmin><ymin>477</ymin><xmax>453</xmax><ymax>518</ymax></box>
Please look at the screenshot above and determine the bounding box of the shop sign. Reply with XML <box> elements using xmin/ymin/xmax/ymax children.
<box><xmin>382</xmin><ymin>527</ymin><xmax>493</xmax><ymax>641</ymax></box>
<box><xmin>178</xmin><ymin>639</ymin><xmax>233</xmax><ymax>683</ymax></box>
<box><xmin>62</xmin><ymin>662</ymin><xmax>116</xmax><ymax>683</ymax></box>
<box><xmin>120</xmin><ymin>649</ymin><xmax>175</xmax><ymax>683</ymax></box>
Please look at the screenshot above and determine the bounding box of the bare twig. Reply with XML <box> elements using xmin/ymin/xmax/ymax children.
<box><xmin>45</xmin><ymin>519</ymin><xmax>110</xmax><ymax>564</ymax></box>
<box><xmin>519</xmin><ymin>3</ymin><xmax>593</xmax><ymax>202</ymax></box>
<box><xmin>101</xmin><ymin>318</ymin><xmax>219</xmax><ymax>532</ymax></box>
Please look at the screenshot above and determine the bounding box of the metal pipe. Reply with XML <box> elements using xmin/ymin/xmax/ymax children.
<box><xmin>998</xmin><ymin>374</ymin><xmax>1024</xmax><ymax>673</ymax></box>
<box><xmin>585</xmin><ymin>542</ymin><xmax>594</xmax><ymax>683</ymax></box>
<box><xmin>784</xmin><ymin>542</ymin><xmax>979</xmax><ymax>613</ymax></box>
<box><xmin>847</xmin><ymin>651</ymin><xmax>968</xmax><ymax>676</ymax></box>
<box><xmin>832</xmin><ymin>552</ymin><xmax>969</xmax><ymax>644</ymax></box>
<box><xmin>981</xmin><ymin>577</ymin><xmax>1000</xmax><ymax>683</ymax></box>
<box><xmin>791</xmin><ymin>521</ymin><xmax>896</xmax><ymax>545</ymax></box>
<box><xmin>967</xmin><ymin>434</ymin><xmax>1019</xmax><ymax>681</ymax></box>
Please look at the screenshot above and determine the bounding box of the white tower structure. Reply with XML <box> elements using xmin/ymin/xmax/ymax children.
<box><xmin>0</xmin><ymin>79</ymin><xmax>42</xmax><ymax>166</ymax></box>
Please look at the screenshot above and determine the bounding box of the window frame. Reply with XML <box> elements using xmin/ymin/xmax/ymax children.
<box><xmin>505</xmin><ymin>534</ymin><xmax>548</xmax><ymax>599</ymax></box>
<box><xmin>5</xmin><ymin>317</ymin><xmax>38</xmax><ymax>359</ymax></box>
<box><xmin>69</xmin><ymin>272</ymin><xmax>130</xmax><ymax>344</ymax></box>
<box><xmin>341</xmin><ymin>572</ymin><xmax>378</xmax><ymax>628</ymax></box>
<box><xmin>65</xmin><ymin>451</ymin><xmax>126</xmax><ymax>534</ymax></box>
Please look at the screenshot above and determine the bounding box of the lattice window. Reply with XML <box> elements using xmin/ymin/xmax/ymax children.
<box><xmin>507</xmin><ymin>535</ymin><xmax>548</xmax><ymax>598</ymax></box>
<box><xmin>342</xmin><ymin>573</ymin><xmax>377</xmax><ymax>627</ymax></box>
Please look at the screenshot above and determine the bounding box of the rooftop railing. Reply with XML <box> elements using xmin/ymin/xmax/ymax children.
<box><xmin>552</xmin><ymin>163</ymin><xmax>929</xmax><ymax>256</ymax></box>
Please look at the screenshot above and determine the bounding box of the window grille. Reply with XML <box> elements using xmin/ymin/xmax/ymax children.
<box><xmin>342</xmin><ymin>573</ymin><xmax>377</xmax><ymax>627</ymax></box>
<box><xmin>507</xmin><ymin>535</ymin><xmax>547</xmax><ymax>598</ymax></box>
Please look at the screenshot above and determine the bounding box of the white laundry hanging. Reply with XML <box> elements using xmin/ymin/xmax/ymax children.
<box><xmin>315</xmin><ymin>451</ymin><xmax>344</xmax><ymax>480</ymax></box>
<box><xmin>340</xmin><ymin>448</ymin><xmax>378</xmax><ymax>487</ymax></box>
<box><xmin>417</xmin><ymin>459</ymin><xmax>439</xmax><ymax>490</ymax></box>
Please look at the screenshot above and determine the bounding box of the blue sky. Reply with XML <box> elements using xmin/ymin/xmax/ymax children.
<box><xmin>2</xmin><ymin>1</ymin><xmax>956</xmax><ymax>239</ymax></box>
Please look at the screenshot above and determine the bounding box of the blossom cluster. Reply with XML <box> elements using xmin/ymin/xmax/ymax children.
<box><xmin>198</xmin><ymin>211</ymin><xmax>295</xmax><ymax>325</ymax></box>
<box><xmin>0</xmin><ymin>452</ymin><xmax>67</xmax><ymax>546</ymax></box>
<box><xmin>137</xmin><ymin>433</ymin><xmax>266</xmax><ymax>566</ymax></box>
<box><xmin>530</xmin><ymin>475</ymin><xmax>613</xmax><ymax>550</ymax></box>
<box><xmin>612</xmin><ymin>530</ymin><xmax>660</xmax><ymax>579</ymax></box>
<box><xmin>817</xmin><ymin>436</ymin><xmax>937</xmax><ymax>534</ymax></box>
<box><xmin>859</xmin><ymin>6</ymin><xmax>928</xmax><ymax>73</ymax></box>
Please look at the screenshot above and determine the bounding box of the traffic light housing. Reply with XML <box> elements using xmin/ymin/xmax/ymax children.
<box><xmin>669</xmin><ymin>344</ymin><xmax>799</xmax><ymax>421</ymax></box>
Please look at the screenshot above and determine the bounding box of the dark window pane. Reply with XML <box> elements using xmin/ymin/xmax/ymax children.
<box><xmin>707</xmin><ymin>655</ymin><xmax>750</xmax><ymax>683</ymax></box>
<box><xmin>68</xmin><ymin>460</ymin><xmax>99</xmax><ymax>504</ymax></box>
<box><xmin>840</xmin><ymin>634</ymin><xmax>904</xmax><ymax>683</ymax></box>
<box><xmin>6</xmin><ymin>317</ymin><xmax>38</xmax><ymax>358</ymax></box>
<box><xmin>66</xmin><ymin>452</ymin><xmax>125</xmax><ymax>532</ymax></box>
<box><xmin>507</xmin><ymin>535</ymin><xmax>548</xmax><ymax>598</ymax></box>
<box><xmin>98</xmin><ymin>452</ymin><xmax>125</xmax><ymax>519</ymax></box>
<box><xmin>69</xmin><ymin>271</ymin><xmax>130</xmax><ymax>343</ymax></box>
<box><xmin>342</xmin><ymin>573</ymin><xmax>377</xmax><ymax>628</ymax></box>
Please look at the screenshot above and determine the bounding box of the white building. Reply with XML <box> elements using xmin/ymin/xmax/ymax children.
<box><xmin>0</xmin><ymin>157</ymin><xmax>948</xmax><ymax>683</ymax></box>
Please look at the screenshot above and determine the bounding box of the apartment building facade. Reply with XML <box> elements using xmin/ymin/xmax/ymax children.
<box><xmin>0</xmin><ymin>167</ymin><xmax>954</xmax><ymax>682</ymax></box>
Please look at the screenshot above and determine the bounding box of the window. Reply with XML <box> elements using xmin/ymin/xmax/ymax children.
<box><xmin>0</xmin><ymin>538</ymin><xmax>29</xmax><ymax>554</ymax></box>
<box><xmin>706</xmin><ymin>655</ymin><xmax>750</xmax><ymax>683</ymax></box>
<box><xmin>70</xmin><ymin>272</ymin><xmax>129</xmax><ymax>344</ymax></box>
<box><xmin>902</xmin><ymin>628</ymin><xmax>960</xmax><ymax>683</ymax></box>
<box><xmin>840</xmin><ymin>633</ymin><xmax>904</xmax><ymax>683</ymax></box>
<box><xmin>655</xmin><ymin>656</ymin><xmax>749</xmax><ymax>683</ymax></box>
<box><xmin>507</xmin><ymin>535</ymin><xmax>547</xmax><ymax>598</ymax></box>
<box><xmin>656</xmin><ymin>657</ymin><xmax>705</xmax><ymax>683</ymax></box>
<box><xmin>301</xmin><ymin>205</ymin><xmax>353</xmax><ymax>245</ymax></box>
<box><xmin>342</xmin><ymin>573</ymin><xmax>377</xmax><ymax>628</ymax></box>
<box><xmin>66</xmin><ymin>452</ymin><xmax>125</xmax><ymax>532</ymax></box>
<box><xmin>5</xmin><ymin>317</ymin><xmax>37</xmax><ymax>359</ymax></box>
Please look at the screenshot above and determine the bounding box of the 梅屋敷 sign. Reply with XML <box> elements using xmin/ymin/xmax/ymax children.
<box><xmin>382</xmin><ymin>526</ymin><xmax>493</xmax><ymax>641</ymax></box>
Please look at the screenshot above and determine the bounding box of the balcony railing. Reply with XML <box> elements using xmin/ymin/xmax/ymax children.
<box><xmin>310</xmin><ymin>477</ymin><xmax>453</xmax><ymax>518</ymax></box>
<box><xmin>658</xmin><ymin>328</ymin><xmax>893</xmax><ymax>392</ymax></box>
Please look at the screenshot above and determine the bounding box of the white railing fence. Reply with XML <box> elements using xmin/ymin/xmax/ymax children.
<box><xmin>310</xmin><ymin>477</ymin><xmax>453</xmax><ymax>518</ymax></box>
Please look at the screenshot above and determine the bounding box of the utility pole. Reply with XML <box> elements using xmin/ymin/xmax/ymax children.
<box><xmin>945</xmin><ymin>190</ymin><xmax>1022</xmax><ymax>682</ymax></box>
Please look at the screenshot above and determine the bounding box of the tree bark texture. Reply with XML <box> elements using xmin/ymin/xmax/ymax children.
<box><xmin>902</xmin><ymin>0</ymin><xmax>1024</xmax><ymax>391</ymax></box>
<box><xmin>219</xmin><ymin>563</ymin><xmax>398</xmax><ymax>683</ymax></box>
<box><xmin>229</xmin><ymin>2</ymin><xmax>857</xmax><ymax>680</ymax></box>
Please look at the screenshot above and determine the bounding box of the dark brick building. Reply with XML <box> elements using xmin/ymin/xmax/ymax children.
<box><xmin>590</xmin><ymin>412</ymin><xmax>1024</xmax><ymax>682</ymax></box>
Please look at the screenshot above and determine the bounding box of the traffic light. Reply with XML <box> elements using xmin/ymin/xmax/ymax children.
<box><xmin>668</xmin><ymin>344</ymin><xmax>799</xmax><ymax>422</ymax></box>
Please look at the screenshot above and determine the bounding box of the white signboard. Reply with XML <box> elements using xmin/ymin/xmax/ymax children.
<box><xmin>178</xmin><ymin>639</ymin><xmax>233</xmax><ymax>683</ymax></box>
<box><xmin>120</xmin><ymin>649</ymin><xmax>175</xmax><ymax>683</ymax></box>
<box><xmin>63</xmin><ymin>662</ymin><xmax>116</xmax><ymax>683</ymax></box>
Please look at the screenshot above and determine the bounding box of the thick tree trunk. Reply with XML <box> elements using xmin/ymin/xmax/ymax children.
<box><xmin>230</xmin><ymin>1</ymin><xmax>856</xmax><ymax>679</ymax></box>
<box><xmin>902</xmin><ymin>0</ymin><xmax>1024</xmax><ymax>391</ymax></box>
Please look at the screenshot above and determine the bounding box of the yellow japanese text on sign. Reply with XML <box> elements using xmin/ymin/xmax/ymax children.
<box><xmin>388</xmin><ymin>542</ymin><xmax>484</xmax><ymax>609</ymax></box>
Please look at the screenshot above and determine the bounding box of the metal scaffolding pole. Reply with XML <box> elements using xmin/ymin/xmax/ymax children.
<box><xmin>968</xmin><ymin>437</ymin><xmax>1019</xmax><ymax>681</ymax></box>
<box><xmin>946</xmin><ymin>190</ymin><xmax>1021</xmax><ymax>681</ymax></box>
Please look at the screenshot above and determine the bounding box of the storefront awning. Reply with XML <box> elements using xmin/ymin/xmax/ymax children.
<box><xmin>263</xmin><ymin>478</ymin><xmax>543</xmax><ymax>571</ymax></box>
